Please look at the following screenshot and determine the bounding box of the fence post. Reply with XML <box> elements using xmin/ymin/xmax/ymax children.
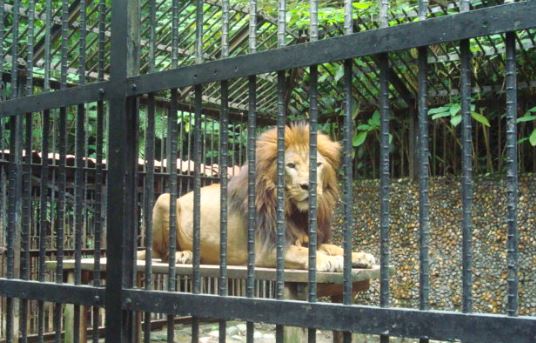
<box><xmin>105</xmin><ymin>0</ymin><xmax>140</xmax><ymax>342</ymax></box>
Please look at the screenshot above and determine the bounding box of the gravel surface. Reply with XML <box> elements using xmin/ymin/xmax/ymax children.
<box><xmin>332</xmin><ymin>174</ymin><xmax>536</xmax><ymax>315</ymax></box>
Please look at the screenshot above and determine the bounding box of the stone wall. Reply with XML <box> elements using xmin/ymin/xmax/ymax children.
<box><xmin>332</xmin><ymin>174</ymin><xmax>536</xmax><ymax>316</ymax></box>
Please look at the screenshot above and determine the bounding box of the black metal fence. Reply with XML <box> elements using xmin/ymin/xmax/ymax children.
<box><xmin>0</xmin><ymin>0</ymin><xmax>535</xmax><ymax>342</ymax></box>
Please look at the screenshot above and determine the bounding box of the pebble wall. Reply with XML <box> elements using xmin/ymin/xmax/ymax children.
<box><xmin>332</xmin><ymin>174</ymin><xmax>536</xmax><ymax>316</ymax></box>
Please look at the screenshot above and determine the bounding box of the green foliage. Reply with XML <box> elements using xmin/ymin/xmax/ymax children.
<box><xmin>352</xmin><ymin>111</ymin><xmax>392</xmax><ymax>147</ymax></box>
<box><xmin>428</xmin><ymin>101</ymin><xmax>490</xmax><ymax>128</ymax></box>
<box><xmin>517</xmin><ymin>106</ymin><xmax>536</xmax><ymax>147</ymax></box>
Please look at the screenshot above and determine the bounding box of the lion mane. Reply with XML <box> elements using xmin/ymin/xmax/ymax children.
<box><xmin>227</xmin><ymin>122</ymin><xmax>341</xmax><ymax>253</ymax></box>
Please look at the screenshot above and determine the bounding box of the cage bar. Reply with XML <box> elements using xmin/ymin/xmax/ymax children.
<box><xmin>143</xmin><ymin>2</ymin><xmax>157</xmax><ymax>342</ymax></box>
<box><xmin>275</xmin><ymin>1</ymin><xmax>287</xmax><ymax>341</ymax></box>
<box><xmin>192</xmin><ymin>84</ymin><xmax>203</xmax><ymax>342</ymax></box>
<box><xmin>191</xmin><ymin>0</ymin><xmax>204</xmax><ymax>340</ymax></box>
<box><xmin>378</xmin><ymin>3</ymin><xmax>391</xmax><ymax>343</ymax></box>
<box><xmin>218</xmin><ymin>82</ymin><xmax>229</xmax><ymax>343</ymax></box>
<box><xmin>307</xmin><ymin>1</ymin><xmax>320</xmax><ymax>342</ymax></box>
<box><xmin>93</xmin><ymin>1</ymin><xmax>107</xmax><ymax>342</ymax></box>
<box><xmin>166</xmin><ymin>88</ymin><xmax>178</xmax><ymax>342</ymax></box>
<box><xmin>105</xmin><ymin>0</ymin><xmax>139</xmax><ymax>341</ymax></box>
<box><xmin>505</xmin><ymin>31</ymin><xmax>518</xmax><ymax>317</ymax></box>
<box><xmin>5</xmin><ymin>115</ymin><xmax>20</xmax><ymax>343</ymax></box>
<box><xmin>53</xmin><ymin>1</ymin><xmax>70</xmax><ymax>340</ymax></box>
<box><xmin>20</xmin><ymin>2</ymin><xmax>35</xmax><ymax>341</ymax></box>
<box><xmin>20</xmin><ymin>114</ymin><xmax>31</xmax><ymax>343</ymax></box>
<box><xmin>166</xmin><ymin>1</ymin><xmax>180</xmax><ymax>341</ymax></box>
<box><xmin>417</xmin><ymin>1</ymin><xmax>431</xmax><ymax>343</ymax></box>
<box><xmin>10</xmin><ymin>0</ymin><xmax>20</xmax><ymax>99</ymax></box>
<box><xmin>219</xmin><ymin>1</ymin><xmax>230</xmax><ymax>341</ymax></box>
<box><xmin>246</xmin><ymin>1</ymin><xmax>258</xmax><ymax>342</ymax></box>
<box><xmin>37</xmin><ymin>114</ymin><xmax>48</xmax><ymax>343</ymax></box>
<box><xmin>73</xmin><ymin>2</ymin><xmax>88</xmax><ymax>341</ymax></box>
<box><xmin>459</xmin><ymin>0</ymin><xmax>473</xmax><ymax>314</ymax></box>
<box><xmin>342</xmin><ymin>2</ymin><xmax>354</xmax><ymax>343</ymax></box>
<box><xmin>0</xmin><ymin>0</ymin><xmax>4</xmax><ymax>101</ymax></box>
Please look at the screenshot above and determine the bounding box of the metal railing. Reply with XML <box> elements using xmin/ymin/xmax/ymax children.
<box><xmin>0</xmin><ymin>0</ymin><xmax>535</xmax><ymax>343</ymax></box>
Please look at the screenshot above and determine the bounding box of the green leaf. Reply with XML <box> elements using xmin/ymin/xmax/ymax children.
<box><xmin>471</xmin><ymin>112</ymin><xmax>490</xmax><ymax>127</ymax></box>
<box><xmin>334</xmin><ymin>65</ymin><xmax>344</xmax><ymax>82</ymax></box>
<box><xmin>517</xmin><ymin>114</ymin><xmax>536</xmax><ymax>123</ymax></box>
<box><xmin>528</xmin><ymin>106</ymin><xmax>536</xmax><ymax>113</ymax></box>
<box><xmin>450</xmin><ymin>115</ymin><xmax>462</xmax><ymax>127</ymax></box>
<box><xmin>449</xmin><ymin>103</ymin><xmax>461</xmax><ymax>116</ymax></box>
<box><xmin>368</xmin><ymin>111</ymin><xmax>380</xmax><ymax>127</ymax></box>
<box><xmin>352</xmin><ymin>131</ymin><xmax>368</xmax><ymax>147</ymax></box>
<box><xmin>428</xmin><ymin>106</ymin><xmax>450</xmax><ymax>115</ymax></box>
<box><xmin>353</xmin><ymin>2</ymin><xmax>373</xmax><ymax>10</ymax></box>
<box><xmin>518</xmin><ymin>137</ymin><xmax>530</xmax><ymax>145</ymax></box>
<box><xmin>356</xmin><ymin>124</ymin><xmax>371</xmax><ymax>131</ymax></box>
<box><xmin>530</xmin><ymin>129</ymin><xmax>536</xmax><ymax>146</ymax></box>
<box><xmin>431</xmin><ymin>112</ymin><xmax>451</xmax><ymax>120</ymax></box>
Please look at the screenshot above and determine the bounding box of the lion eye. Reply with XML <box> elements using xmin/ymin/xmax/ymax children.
<box><xmin>286</xmin><ymin>163</ymin><xmax>296</xmax><ymax>169</ymax></box>
<box><xmin>317</xmin><ymin>162</ymin><xmax>322</xmax><ymax>167</ymax></box>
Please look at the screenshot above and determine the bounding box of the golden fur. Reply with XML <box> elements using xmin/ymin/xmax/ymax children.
<box><xmin>142</xmin><ymin>122</ymin><xmax>375</xmax><ymax>271</ymax></box>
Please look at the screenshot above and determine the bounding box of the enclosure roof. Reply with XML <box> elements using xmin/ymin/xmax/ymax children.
<box><xmin>1</xmin><ymin>0</ymin><xmax>535</xmax><ymax>122</ymax></box>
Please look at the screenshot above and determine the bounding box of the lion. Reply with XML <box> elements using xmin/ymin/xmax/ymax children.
<box><xmin>143</xmin><ymin>122</ymin><xmax>375</xmax><ymax>272</ymax></box>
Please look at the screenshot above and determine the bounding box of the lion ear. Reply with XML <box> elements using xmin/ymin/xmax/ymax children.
<box><xmin>317</xmin><ymin>134</ymin><xmax>341</xmax><ymax>168</ymax></box>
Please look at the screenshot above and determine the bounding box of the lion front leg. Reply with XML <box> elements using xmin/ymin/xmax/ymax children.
<box><xmin>319</xmin><ymin>244</ymin><xmax>376</xmax><ymax>269</ymax></box>
<box><xmin>282</xmin><ymin>245</ymin><xmax>344</xmax><ymax>272</ymax></box>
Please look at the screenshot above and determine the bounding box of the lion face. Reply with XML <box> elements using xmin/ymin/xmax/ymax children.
<box><xmin>284</xmin><ymin>149</ymin><xmax>326</xmax><ymax>212</ymax></box>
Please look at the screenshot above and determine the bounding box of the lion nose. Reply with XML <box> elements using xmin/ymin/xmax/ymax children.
<box><xmin>300</xmin><ymin>183</ymin><xmax>309</xmax><ymax>191</ymax></box>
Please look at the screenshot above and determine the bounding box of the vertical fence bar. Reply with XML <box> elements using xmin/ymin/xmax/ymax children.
<box><xmin>378</xmin><ymin>1</ymin><xmax>390</xmax><ymax>343</ymax></box>
<box><xmin>42</xmin><ymin>6</ymin><xmax>54</xmax><ymax>333</ymax></box>
<box><xmin>459</xmin><ymin>0</ymin><xmax>473</xmax><ymax>315</ymax></box>
<box><xmin>166</xmin><ymin>91</ymin><xmax>178</xmax><ymax>342</ymax></box>
<box><xmin>143</xmin><ymin>1</ymin><xmax>157</xmax><ymax>342</ymax></box>
<box><xmin>73</xmin><ymin>2</ymin><xmax>88</xmax><ymax>341</ymax></box>
<box><xmin>342</xmin><ymin>2</ymin><xmax>354</xmax><ymax>343</ymax></box>
<box><xmin>6</xmin><ymin>114</ymin><xmax>22</xmax><ymax>343</ymax></box>
<box><xmin>417</xmin><ymin>2</ymin><xmax>430</xmax><ymax>343</ymax></box>
<box><xmin>219</xmin><ymin>1</ymin><xmax>230</xmax><ymax>342</ymax></box>
<box><xmin>166</xmin><ymin>0</ymin><xmax>180</xmax><ymax>341</ymax></box>
<box><xmin>38</xmin><ymin>112</ymin><xmax>50</xmax><ymax>343</ymax></box>
<box><xmin>20</xmin><ymin>113</ymin><xmax>31</xmax><ymax>342</ymax></box>
<box><xmin>21</xmin><ymin>1</ymin><xmax>35</xmax><ymax>341</ymax></box>
<box><xmin>192</xmin><ymin>84</ymin><xmax>202</xmax><ymax>343</ymax></box>
<box><xmin>93</xmin><ymin>1</ymin><xmax>107</xmax><ymax>342</ymax></box>
<box><xmin>54</xmin><ymin>1</ymin><xmax>69</xmax><ymax>340</ymax></box>
<box><xmin>308</xmin><ymin>1</ymin><xmax>319</xmax><ymax>342</ymax></box>
<box><xmin>95</xmin><ymin>0</ymin><xmax>106</xmax><ymax>323</ymax></box>
<box><xmin>505</xmin><ymin>31</ymin><xmax>518</xmax><ymax>317</ymax></box>
<box><xmin>275</xmin><ymin>1</ymin><xmax>287</xmax><ymax>341</ymax></box>
<box><xmin>10</xmin><ymin>0</ymin><xmax>20</xmax><ymax>99</ymax></box>
<box><xmin>246</xmin><ymin>1</ymin><xmax>257</xmax><ymax>342</ymax></box>
<box><xmin>106</xmin><ymin>0</ymin><xmax>139</xmax><ymax>341</ymax></box>
<box><xmin>0</xmin><ymin>0</ymin><xmax>3</xmax><ymax>102</ymax></box>
<box><xmin>6</xmin><ymin>3</ymin><xmax>23</xmax><ymax>327</ymax></box>
<box><xmin>20</xmin><ymin>113</ymin><xmax>31</xmax><ymax>343</ymax></box>
<box><xmin>43</xmin><ymin>0</ymin><xmax>52</xmax><ymax>92</ymax></box>
<box><xmin>0</xmin><ymin>0</ymin><xmax>5</xmax><ymax>335</ymax></box>
<box><xmin>191</xmin><ymin>0</ymin><xmax>204</xmax><ymax>341</ymax></box>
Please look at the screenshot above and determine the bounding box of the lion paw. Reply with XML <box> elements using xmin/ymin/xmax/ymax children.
<box><xmin>351</xmin><ymin>252</ymin><xmax>376</xmax><ymax>269</ymax></box>
<box><xmin>316</xmin><ymin>255</ymin><xmax>344</xmax><ymax>272</ymax></box>
<box><xmin>176</xmin><ymin>250</ymin><xmax>193</xmax><ymax>264</ymax></box>
<box><xmin>162</xmin><ymin>251</ymin><xmax>193</xmax><ymax>264</ymax></box>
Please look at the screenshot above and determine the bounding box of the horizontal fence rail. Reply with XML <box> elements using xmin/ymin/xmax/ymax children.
<box><xmin>123</xmin><ymin>290</ymin><xmax>536</xmax><ymax>343</ymax></box>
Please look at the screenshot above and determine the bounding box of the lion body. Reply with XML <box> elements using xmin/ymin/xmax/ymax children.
<box><xmin>145</xmin><ymin>123</ymin><xmax>375</xmax><ymax>271</ymax></box>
